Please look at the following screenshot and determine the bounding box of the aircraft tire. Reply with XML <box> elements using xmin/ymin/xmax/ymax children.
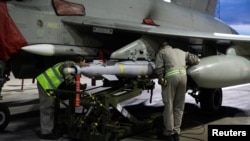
<box><xmin>199</xmin><ymin>88</ymin><xmax>222</xmax><ymax>113</ymax></box>
<box><xmin>0</xmin><ymin>103</ymin><xmax>10</xmax><ymax>131</ymax></box>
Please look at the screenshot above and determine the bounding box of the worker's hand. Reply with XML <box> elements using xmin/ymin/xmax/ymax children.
<box><xmin>186</xmin><ymin>53</ymin><xmax>200</xmax><ymax>66</ymax></box>
<box><xmin>80</xmin><ymin>83</ymin><xmax>87</xmax><ymax>90</ymax></box>
<box><xmin>158</xmin><ymin>78</ymin><xmax>167</xmax><ymax>87</ymax></box>
<box><xmin>79</xmin><ymin>59</ymin><xmax>89</xmax><ymax>67</ymax></box>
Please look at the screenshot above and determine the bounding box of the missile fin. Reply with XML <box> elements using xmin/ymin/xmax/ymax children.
<box><xmin>102</xmin><ymin>74</ymin><xmax>118</xmax><ymax>81</ymax></box>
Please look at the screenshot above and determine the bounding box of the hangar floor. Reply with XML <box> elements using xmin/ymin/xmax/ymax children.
<box><xmin>1</xmin><ymin>74</ymin><xmax>250</xmax><ymax>141</ymax></box>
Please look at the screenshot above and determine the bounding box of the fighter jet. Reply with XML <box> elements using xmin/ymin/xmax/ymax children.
<box><xmin>1</xmin><ymin>0</ymin><xmax>250</xmax><ymax>131</ymax></box>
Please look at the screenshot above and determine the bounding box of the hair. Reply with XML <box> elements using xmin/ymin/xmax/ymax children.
<box><xmin>159</xmin><ymin>41</ymin><xmax>168</xmax><ymax>48</ymax></box>
<box><xmin>71</xmin><ymin>55</ymin><xmax>84</xmax><ymax>63</ymax></box>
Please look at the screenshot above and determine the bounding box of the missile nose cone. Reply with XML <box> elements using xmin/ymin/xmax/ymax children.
<box><xmin>22</xmin><ymin>44</ymin><xmax>55</xmax><ymax>56</ymax></box>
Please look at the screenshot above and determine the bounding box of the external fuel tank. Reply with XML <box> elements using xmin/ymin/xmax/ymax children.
<box><xmin>188</xmin><ymin>55</ymin><xmax>250</xmax><ymax>88</ymax></box>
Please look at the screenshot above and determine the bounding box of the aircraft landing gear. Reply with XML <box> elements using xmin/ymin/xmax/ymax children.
<box><xmin>0</xmin><ymin>61</ymin><xmax>11</xmax><ymax>131</ymax></box>
<box><xmin>188</xmin><ymin>88</ymin><xmax>222</xmax><ymax>113</ymax></box>
<box><xmin>199</xmin><ymin>88</ymin><xmax>222</xmax><ymax>113</ymax></box>
<box><xmin>0</xmin><ymin>103</ymin><xmax>10</xmax><ymax>131</ymax></box>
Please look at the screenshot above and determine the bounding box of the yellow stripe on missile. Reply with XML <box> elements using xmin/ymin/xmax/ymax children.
<box><xmin>118</xmin><ymin>64</ymin><xmax>124</xmax><ymax>74</ymax></box>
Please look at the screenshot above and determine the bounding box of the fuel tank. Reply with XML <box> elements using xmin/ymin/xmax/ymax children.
<box><xmin>188</xmin><ymin>55</ymin><xmax>250</xmax><ymax>88</ymax></box>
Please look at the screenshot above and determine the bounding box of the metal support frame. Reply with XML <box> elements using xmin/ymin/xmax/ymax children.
<box><xmin>50</xmin><ymin>78</ymin><xmax>160</xmax><ymax>141</ymax></box>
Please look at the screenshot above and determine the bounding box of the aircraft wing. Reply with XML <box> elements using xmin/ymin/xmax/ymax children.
<box><xmin>62</xmin><ymin>16</ymin><xmax>250</xmax><ymax>43</ymax></box>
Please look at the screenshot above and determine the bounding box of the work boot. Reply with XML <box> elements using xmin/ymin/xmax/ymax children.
<box><xmin>156</xmin><ymin>128</ymin><xmax>163</xmax><ymax>139</ymax></box>
<box><xmin>173</xmin><ymin>133</ymin><xmax>180</xmax><ymax>141</ymax></box>
<box><xmin>157</xmin><ymin>134</ymin><xmax>174</xmax><ymax>141</ymax></box>
<box><xmin>40</xmin><ymin>133</ymin><xmax>61</xmax><ymax>140</ymax></box>
<box><xmin>163</xmin><ymin>135</ymin><xmax>174</xmax><ymax>141</ymax></box>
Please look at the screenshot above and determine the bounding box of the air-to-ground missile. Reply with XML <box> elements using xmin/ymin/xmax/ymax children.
<box><xmin>63</xmin><ymin>60</ymin><xmax>155</xmax><ymax>80</ymax></box>
<box><xmin>187</xmin><ymin>55</ymin><xmax>250</xmax><ymax>88</ymax></box>
<box><xmin>21</xmin><ymin>44</ymin><xmax>97</xmax><ymax>56</ymax></box>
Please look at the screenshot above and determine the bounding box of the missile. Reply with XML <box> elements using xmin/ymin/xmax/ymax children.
<box><xmin>21</xmin><ymin>44</ymin><xmax>97</xmax><ymax>56</ymax></box>
<box><xmin>64</xmin><ymin>60</ymin><xmax>155</xmax><ymax>81</ymax></box>
<box><xmin>187</xmin><ymin>55</ymin><xmax>250</xmax><ymax>88</ymax></box>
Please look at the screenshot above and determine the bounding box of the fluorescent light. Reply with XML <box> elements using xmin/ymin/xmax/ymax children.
<box><xmin>214</xmin><ymin>32</ymin><xmax>250</xmax><ymax>39</ymax></box>
<box><xmin>164</xmin><ymin>0</ymin><xmax>171</xmax><ymax>3</ymax></box>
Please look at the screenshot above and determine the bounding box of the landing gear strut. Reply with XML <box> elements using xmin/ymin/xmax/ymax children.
<box><xmin>0</xmin><ymin>61</ymin><xmax>11</xmax><ymax>131</ymax></box>
<box><xmin>0</xmin><ymin>103</ymin><xmax>10</xmax><ymax>131</ymax></box>
<box><xmin>188</xmin><ymin>88</ymin><xmax>222</xmax><ymax>113</ymax></box>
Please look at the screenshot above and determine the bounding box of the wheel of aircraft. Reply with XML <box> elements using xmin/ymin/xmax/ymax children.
<box><xmin>0</xmin><ymin>103</ymin><xmax>10</xmax><ymax>131</ymax></box>
<box><xmin>198</xmin><ymin>88</ymin><xmax>222</xmax><ymax>113</ymax></box>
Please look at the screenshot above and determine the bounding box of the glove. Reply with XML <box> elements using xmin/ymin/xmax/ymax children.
<box><xmin>158</xmin><ymin>78</ymin><xmax>167</xmax><ymax>87</ymax></box>
<box><xmin>186</xmin><ymin>53</ymin><xmax>200</xmax><ymax>66</ymax></box>
<box><xmin>80</xmin><ymin>83</ymin><xmax>87</xmax><ymax>90</ymax></box>
<box><xmin>67</xmin><ymin>83</ymin><xmax>87</xmax><ymax>90</ymax></box>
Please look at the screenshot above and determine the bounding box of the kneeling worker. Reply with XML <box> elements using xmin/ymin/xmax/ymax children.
<box><xmin>36</xmin><ymin>55</ymin><xmax>88</xmax><ymax>140</ymax></box>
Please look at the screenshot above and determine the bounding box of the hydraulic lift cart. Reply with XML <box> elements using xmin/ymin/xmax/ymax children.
<box><xmin>47</xmin><ymin>76</ymin><xmax>163</xmax><ymax>141</ymax></box>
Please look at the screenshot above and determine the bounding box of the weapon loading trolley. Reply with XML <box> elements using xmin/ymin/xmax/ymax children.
<box><xmin>46</xmin><ymin>76</ymin><xmax>163</xmax><ymax>141</ymax></box>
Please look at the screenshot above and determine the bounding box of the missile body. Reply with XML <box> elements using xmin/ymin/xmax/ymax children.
<box><xmin>188</xmin><ymin>55</ymin><xmax>250</xmax><ymax>88</ymax></box>
<box><xmin>64</xmin><ymin>54</ymin><xmax>250</xmax><ymax>89</ymax></box>
<box><xmin>64</xmin><ymin>61</ymin><xmax>155</xmax><ymax>80</ymax></box>
<box><xmin>21</xmin><ymin>44</ymin><xmax>97</xmax><ymax>56</ymax></box>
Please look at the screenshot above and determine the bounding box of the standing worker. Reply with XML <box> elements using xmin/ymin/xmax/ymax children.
<box><xmin>155</xmin><ymin>42</ymin><xmax>200</xmax><ymax>141</ymax></box>
<box><xmin>36</xmin><ymin>55</ymin><xmax>88</xmax><ymax>140</ymax></box>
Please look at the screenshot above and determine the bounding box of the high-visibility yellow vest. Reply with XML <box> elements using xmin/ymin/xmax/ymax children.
<box><xmin>36</xmin><ymin>62</ymin><xmax>64</xmax><ymax>96</ymax></box>
<box><xmin>165</xmin><ymin>69</ymin><xmax>186</xmax><ymax>77</ymax></box>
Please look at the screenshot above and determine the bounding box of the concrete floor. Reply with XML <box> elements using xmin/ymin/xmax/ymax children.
<box><xmin>1</xmin><ymin>74</ymin><xmax>250</xmax><ymax>141</ymax></box>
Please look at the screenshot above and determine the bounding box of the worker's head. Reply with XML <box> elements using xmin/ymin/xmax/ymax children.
<box><xmin>159</xmin><ymin>41</ymin><xmax>168</xmax><ymax>49</ymax></box>
<box><xmin>71</xmin><ymin>55</ymin><xmax>88</xmax><ymax>67</ymax></box>
<box><xmin>71</xmin><ymin>55</ymin><xmax>84</xmax><ymax>63</ymax></box>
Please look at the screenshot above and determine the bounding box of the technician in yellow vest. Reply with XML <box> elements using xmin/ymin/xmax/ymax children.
<box><xmin>36</xmin><ymin>55</ymin><xmax>88</xmax><ymax>140</ymax></box>
<box><xmin>155</xmin><ymin>42</ymin><xmax>200</xmax><ymax>141</ymax></box>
